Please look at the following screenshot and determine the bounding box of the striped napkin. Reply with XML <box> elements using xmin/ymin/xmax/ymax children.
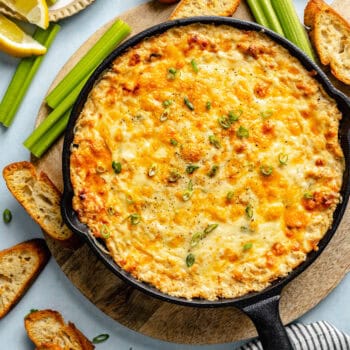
<box><xmin>238</xmin><ymin>321</ymin><xmax>350</xmax><ymax>350</ymax></box>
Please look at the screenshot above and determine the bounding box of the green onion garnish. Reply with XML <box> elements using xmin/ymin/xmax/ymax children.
<box><xmin>206</xmin><ymin>101</ymin><xmax>211</xmax><ymax>110</ymax></box>
<box><xmin>278</xmin><ymin>153</ymin><xmax>289</xmax><ymax>165</ymax></box>
<box><xmin>207</xmin><ymin>165</ymin><xmax>219</xmax><ymax>178</ymax></box>
<box><xmin>182</xmin><ymin>190</ymin><xmax>193</xmax><ymax>201</ymax></box>
<box><xmin>168</xmin><ymin>170</ymin><xmax>180</xmax><ymax>182</ymax></box>
<box><xmin>129</xmin><ymin>213</ymin><xmax>141</xmax><ymax>225</ymax></box>
<box><xmin>163</xmin><ymin>99</ymin><xmax>172</xmax><ymax>107</ymax></box>
<box><xmin>204</xmin><ymin>223</ymin><xmax>218</xmax><ymax>234</ymax></box>
<box><xmin>260</xmin><ymin>110</ymin><xmax>273</xmax><ymax>119</ymax></box>
<box><xmin>260</xmin><ymin>165</ymin><xmax>273</xmax><ymax>176</ymax></box>
<box><xmin>3</xmin><ymin>209</ymin><xmax>12</xmax><ymax>223</ymax></box>
<box><xmin>303</xmin><ymin>192</ymin><xmax>314</xmax><ymax>199</ymax></box>
<box><xmin>228</xmin><ymin>109</ymin><xmax>242</xmax><ymax>122</ymax></box>
<box><xmin>167</xmin><ymin>67</ymin><xmax>177</xmax><ymax>80</ymax></box>
<box><xmin>170</xmin><ymin>138</ymin><xmax>178</xmax><ymax>146</ymax></box>
<box><xmin>191</xmin><ymin>232</ymin><xmax>204</xmax><ymax>247</ymax></box>
<box><xmin>190</xmin><ymin>59</ymin><xmax>199</xmax><ymax>73</ymax></box>
<box><xmin>209</xmin><ymin>135</ymin><xmax>221</xmax><ymax>149</ymax></box>
<box><xmin>186</xmin><ymin>164</ymin><xmax>200</xmax><ymax>174</ymax></box>
<box><xmin>243</xmin><ymin>242</ymin><xmax>253</xmax><ymax>251</ymax></box>
<box><xmin>237</xmin><ymin>126</ymin><xmax>249</xmax><ymax>138</ymax></box>
<box><xmin>226</xmin><ymin>191</ymin><xmax>234</xmax><ymax>201</ymax></box>
<box><xmin>245</xmin><ymin>204</ymin><xmax>253</xmax><ymax>219</ymax></box>
<box><xmin>92</xmin><ymin>334</ymin><xmax>110</xmax><ymax>344</ymax></box>
<box><xmin>148</xmin><ymin>164</ymin><xmax>157</xmax><ymax>177</ymax></box>
<box><xmin>186</xmin><ymin>253</ymin><xmax>195</xmax><ymax>267</ymax></box>
<box><xmin>184</xmin><ymin>97</ymin><xmax>194</xmax><ymax>111</ymax></box>
<box><xmin>112</xmin><ymin>161</ymin><xmax>122</xmax><ymax>174</ymax></box>
<box><xmin>218</xmin><ymin>116</ymin><xmax>231</xmax><ymax>129</ymax></box>
<box><xmin>100</xmin><ymin>225</ymin><xmax>110</xmax><ymax>239</ymax></box>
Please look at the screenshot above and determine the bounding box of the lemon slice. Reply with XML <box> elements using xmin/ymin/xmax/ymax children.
<box><xmin>0</xmin><ymin>14</ymin><xmax>46</xmax><ymax>57</ymax></box>
<box><xmin>0</xmin><ymin>0</ymin><xmax>49</xmax><ymax>29</ymax></box>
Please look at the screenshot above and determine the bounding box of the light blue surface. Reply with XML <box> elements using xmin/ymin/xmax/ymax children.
<box><xmin>0</xmin><ymin>1</ymin><xmax>349</xmax><ymax>349</ymax></box>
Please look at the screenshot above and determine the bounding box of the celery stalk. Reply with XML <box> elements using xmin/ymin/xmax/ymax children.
<box><xmin>46</xmin><ymin>19</ymin><xmax>131</xmax><ymax>109</ymax></box>
<box><xmin>258</xmin><ymin>0</ymin><xmax>285</xmax><ymax>36</ymax></box>
<box><xmin>24</xmin><ymin>75</ymin><xmax>89</xmax><ymax>149</ymax></box>
<box><xmin>271</xmin><ymin>0</ymin><xmax>315</xmax><ymax>60</ymax></box>
<box><xmin>0</xmin><ymin>23</ymin><xmax>60</xmax><ymax>127</ymax></box>
<box><xmin>246</xmin><ymin>0</ymin><xmax>269</xmax><ymax>28</ymax></box>
<box><xmin>30</xmin><ymin>109</ymin><xmax>71</xmax><ymax>158</ymax></box>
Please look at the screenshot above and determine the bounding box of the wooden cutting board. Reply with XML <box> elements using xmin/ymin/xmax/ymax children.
<box><xmin>32</xmin><ymin>0</ymin><xmax>350</xmax><ymax>344</ymax></box>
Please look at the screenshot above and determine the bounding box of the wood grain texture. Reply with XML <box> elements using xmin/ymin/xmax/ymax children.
<box><xmin>32</xmin><ymin>0</ymin><xmax>350</xmax><ymax>344</ymax></box>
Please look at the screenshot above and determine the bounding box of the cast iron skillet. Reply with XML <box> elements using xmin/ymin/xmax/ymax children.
<box><xmin>61</xmin><ymin>17</ymin><xmax>350</xmax><ymax>350</ymax></box>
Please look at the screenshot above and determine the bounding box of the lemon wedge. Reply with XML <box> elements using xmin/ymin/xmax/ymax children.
<box><xmin>0</xmin><ymin>0</ymin><xmax>49</xmax><ymax>29</ymax></box>
<box><xmin>0</xmin><ymin>14</ymin><xmax>46</xmax><ymax>57</ymax></box>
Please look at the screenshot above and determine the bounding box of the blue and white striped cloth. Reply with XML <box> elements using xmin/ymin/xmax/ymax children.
<box><xmin>238</xmin><ymin>321</ymin><xmax>350</xmax><ymax>350</ymax></box>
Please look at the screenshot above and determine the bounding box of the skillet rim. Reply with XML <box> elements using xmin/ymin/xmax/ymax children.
<box><xmin>61</xmin><ymin>16</ymin><xmax>350</xmax><ymax>308</ymax></box>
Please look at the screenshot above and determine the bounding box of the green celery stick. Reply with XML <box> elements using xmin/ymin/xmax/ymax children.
<box><xmin>24</xmin><ymin>75</ymin><xmax>89</xmax><ymax>149</ymax></box>
<box><xmin>46</xmin><ymin>19</ymin><xmax>131</xmax><ymax>109</ymax></box>
<box><xmin>258</xmin><ymin>0</ymin><xmax>285</xmax><ymax>36</ymax></box>
<box><xmin>246</xmin><ymin>0</ymin><xmax>269</xmax><ymax>27</ymax></box>
<box><xmin>30</xmin><ymin>109</ymin><xmax>71</xmax><ymax>158</ymax></box>
<box><xmin>271</xmin><ymin>0</ymin><xmax>315</xmax><ymax>60</ymax></box>
<box><xmin>0</xmin><ymin>23</ymin><xmax>60</xmax><ymax>127</ymax></box>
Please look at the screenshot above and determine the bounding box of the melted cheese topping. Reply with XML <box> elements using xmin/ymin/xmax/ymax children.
<box><xmin>70</xmin><ymin>24</ymin><xmax>344</xmax><ymax>300</ymax></box>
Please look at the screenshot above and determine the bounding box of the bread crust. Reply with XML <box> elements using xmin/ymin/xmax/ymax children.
<box><xmin>0</xmin><ymin>239</ymin><xmax>50</xmax><ymax>318</ymax></box>
<box><xmin>170</xmin><ymin>0</ymin><xmax>240</xmax><ymax>19</ymax></box>
<box><xmin>304</xmin><ymin>0</ymin><xmax>350</xmax><ymax>85</ymax></box>
<box><xmin>3</xmin><ymin>161</ymin><xmax>73</xmax><ymax>242</ymax></box>
<box><xmin>25</xmin><ymin>309</ymin><xmax>94</xmax><ymax>350</ymax></box>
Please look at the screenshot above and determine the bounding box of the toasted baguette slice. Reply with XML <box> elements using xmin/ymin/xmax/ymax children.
<box><xmin>3</xmin><ymin>161</ymin><xmax>73</xmax><ymax>241</ymax></box>
<box><xmin>25</xmin><ymin>309</ymin><xmax>95</xmax><ymax>350</ymax></box>
<box><xmin>0</xmin><ymin>239</ymin><xmax>50</xmax><ymax>318</ymax></box>
<box><xmin>304</xmin><ymin>0</ymin><xmax>350</xmax><ymax>85</ymax></box>
<box><xmin>170</xmin><ymin>0</ymin><xmax>240</xmax><ymax>19</ymax></box>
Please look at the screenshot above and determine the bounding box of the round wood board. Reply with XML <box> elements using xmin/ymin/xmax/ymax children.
<box><xmin>32</xmin><ymin>0</ymin><xmax>350</xmax><ymax>345</ymax></box>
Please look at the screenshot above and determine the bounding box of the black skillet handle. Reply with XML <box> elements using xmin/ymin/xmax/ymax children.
<box><xmin>241</xmin><ymin>294</ymin><xmax>293</xmax><ymax>350</ymax></box>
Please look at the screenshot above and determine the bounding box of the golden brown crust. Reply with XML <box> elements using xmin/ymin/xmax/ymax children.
<box><xmin>25</xmin><ymin>309</ymin><xmax>94</xmax><ymax>350</ymax></box>
<box><xmin>170</xmin><ymin>0</ymin><xmax>240</xmax><ymax>19</ymax></box>
<box><xmin>3</xmin><ymin>161</ymin><xmax>73</xmax><ymax>242</ymax></box>
<box><xmin>0</xmin><ymin>239</ymin><xmax>50</xmax><ymax>318</ymax></box>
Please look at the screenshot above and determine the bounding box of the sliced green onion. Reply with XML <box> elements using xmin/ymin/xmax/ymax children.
<box><xmin>0</xmin><ymin>24</ymin><xmax>60</xmax><ymax>127</ymax></box>
<box><xmin>46</xmin><ymin>20</ymin><xmax>131</xmax><ymax>108</ymax></box>
<box><xmin>243</xmin><ymin>242</ymin><xmax>253</xmax><ymax>251</ymax></box>
<box><xmin>218</xmin><ymin>116</ymin><xmax>231</xmax><ymax>129</ymax></box>
<box><xmin>163</xmin><ymin>99</ymin><xmax>172</xmax><ymax>107</ymax></box>
<box><xmin>207</xmin><ymin>165</ymin><xmax>219</xmax><ymax>178</ymax></box>
<box><xmin>278</xmin><ymin>153</ymin><xmax>289</xmax><ymax>165</ymax></box>
<box><xmin>237</xmin><ymin>126</ymin><xmax>249</xmax><ymax>138</ymax></box>
<box><xmin>204</xmin><ymin>223</ymin><xmax>218</xmax><ymax>234</ymax></box>
<box><xmin>112</xmin><ymin>161</ymin><xmax>122</xmax><ymax>174</ymax></box>
<box><xmin>228</xmin><ymin>109</ymin><xmax>242</xmax><ymax>122</ymax></box>
<box><xmin>148</xmin><ymin>164</ymin><xmax>157</xmax><ymax>177</ymax></box>
<box><xmin>129</xmin><ymin>213</ymin><xmax>141</xmax><ymax>225</ymax></box>
<box><xmin>170</xmin><ymin>138</ymin><xmax>178</xmax><ymax>146</ymax></box>
<box><xmin>226</xmin><ymin>191</ymin><xmax>234</xmax><ymax>201</ymax></box>
<box><xmin>206</xmin><ymin>101</ymin><xmax>211</xmax><ymax>110</ymax></box>
<box><xmin>92</xmin><ymin>334</ymin><xmax>110</xmax><ymax>344</ymax></box>
<box><xmin>260</xmin><ymin>165</ymin><xmax>273</xmax><ymax>176</ymax></box>
<box><xmin>186</xmin><ymin>253</ymin><xmax>195</xmax><ymax>267</ymax></box>
<box><xmin>168</xmin><ymin>170</ymin><xmax>180</xmax><ymax>182</ymax></box>
<box><xmin>209</xmin><ymin>135</ymin><xmax>221</xmax><ymax>149</ymax></box>
<box><xmin>187</xmin><ymin>179</ymin><xmax>193</xmax><ymax>191</ymax></box>
<box><xmin>260</xmin><ymin>110</ymin><xmax>273</xmax><ymax>119</ymax></box>
<box><xmin>3</xmin><ymin>209</ymin><xmax>12</xmax><ymax>223</ymax></box>
<box><xmin>303</xmin><ymin>192</ymin><xmax>314</xmax><ymax>199</ymax></box>
<box><xmin>186</xmin><ymin>164</ymin><xmax>200</xmax><ymax>174</ymax></box>
<box><xmin>184</xmin><ymin>97</ymin><xmax>194</xmax><ymax>111</ymax></box>
<box><xmin>245</xmin><ymin>204</ymin><xmax>253</xmax><ymax>219</ymax></box>
<box><xmin>100</xmin><ymin>225</ymin><xmax>110</xmax><ymax>239</ymax></box>
<box><xmin>191</xmin><ymin>232</ymin><xmax>204</xmax><ymax>247</ymax></box>
<box><xmin>167</xmin><ymin>67</ymin><xmax>177</xmax><ymax>80</ymax></box>
<box><xmin>271</xmin><ymin>0</ymin><xmax>315</xmax><ymax>60</ymax></box>
<box><xmin>182</xmin><ymin>190</ymin><xmax>193</xmax><ymax>201</ymax></box>
<box><xmin>190</xmin><ymin>59</ymin><xmax>199</xmax><ymax>73</ymax></box>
